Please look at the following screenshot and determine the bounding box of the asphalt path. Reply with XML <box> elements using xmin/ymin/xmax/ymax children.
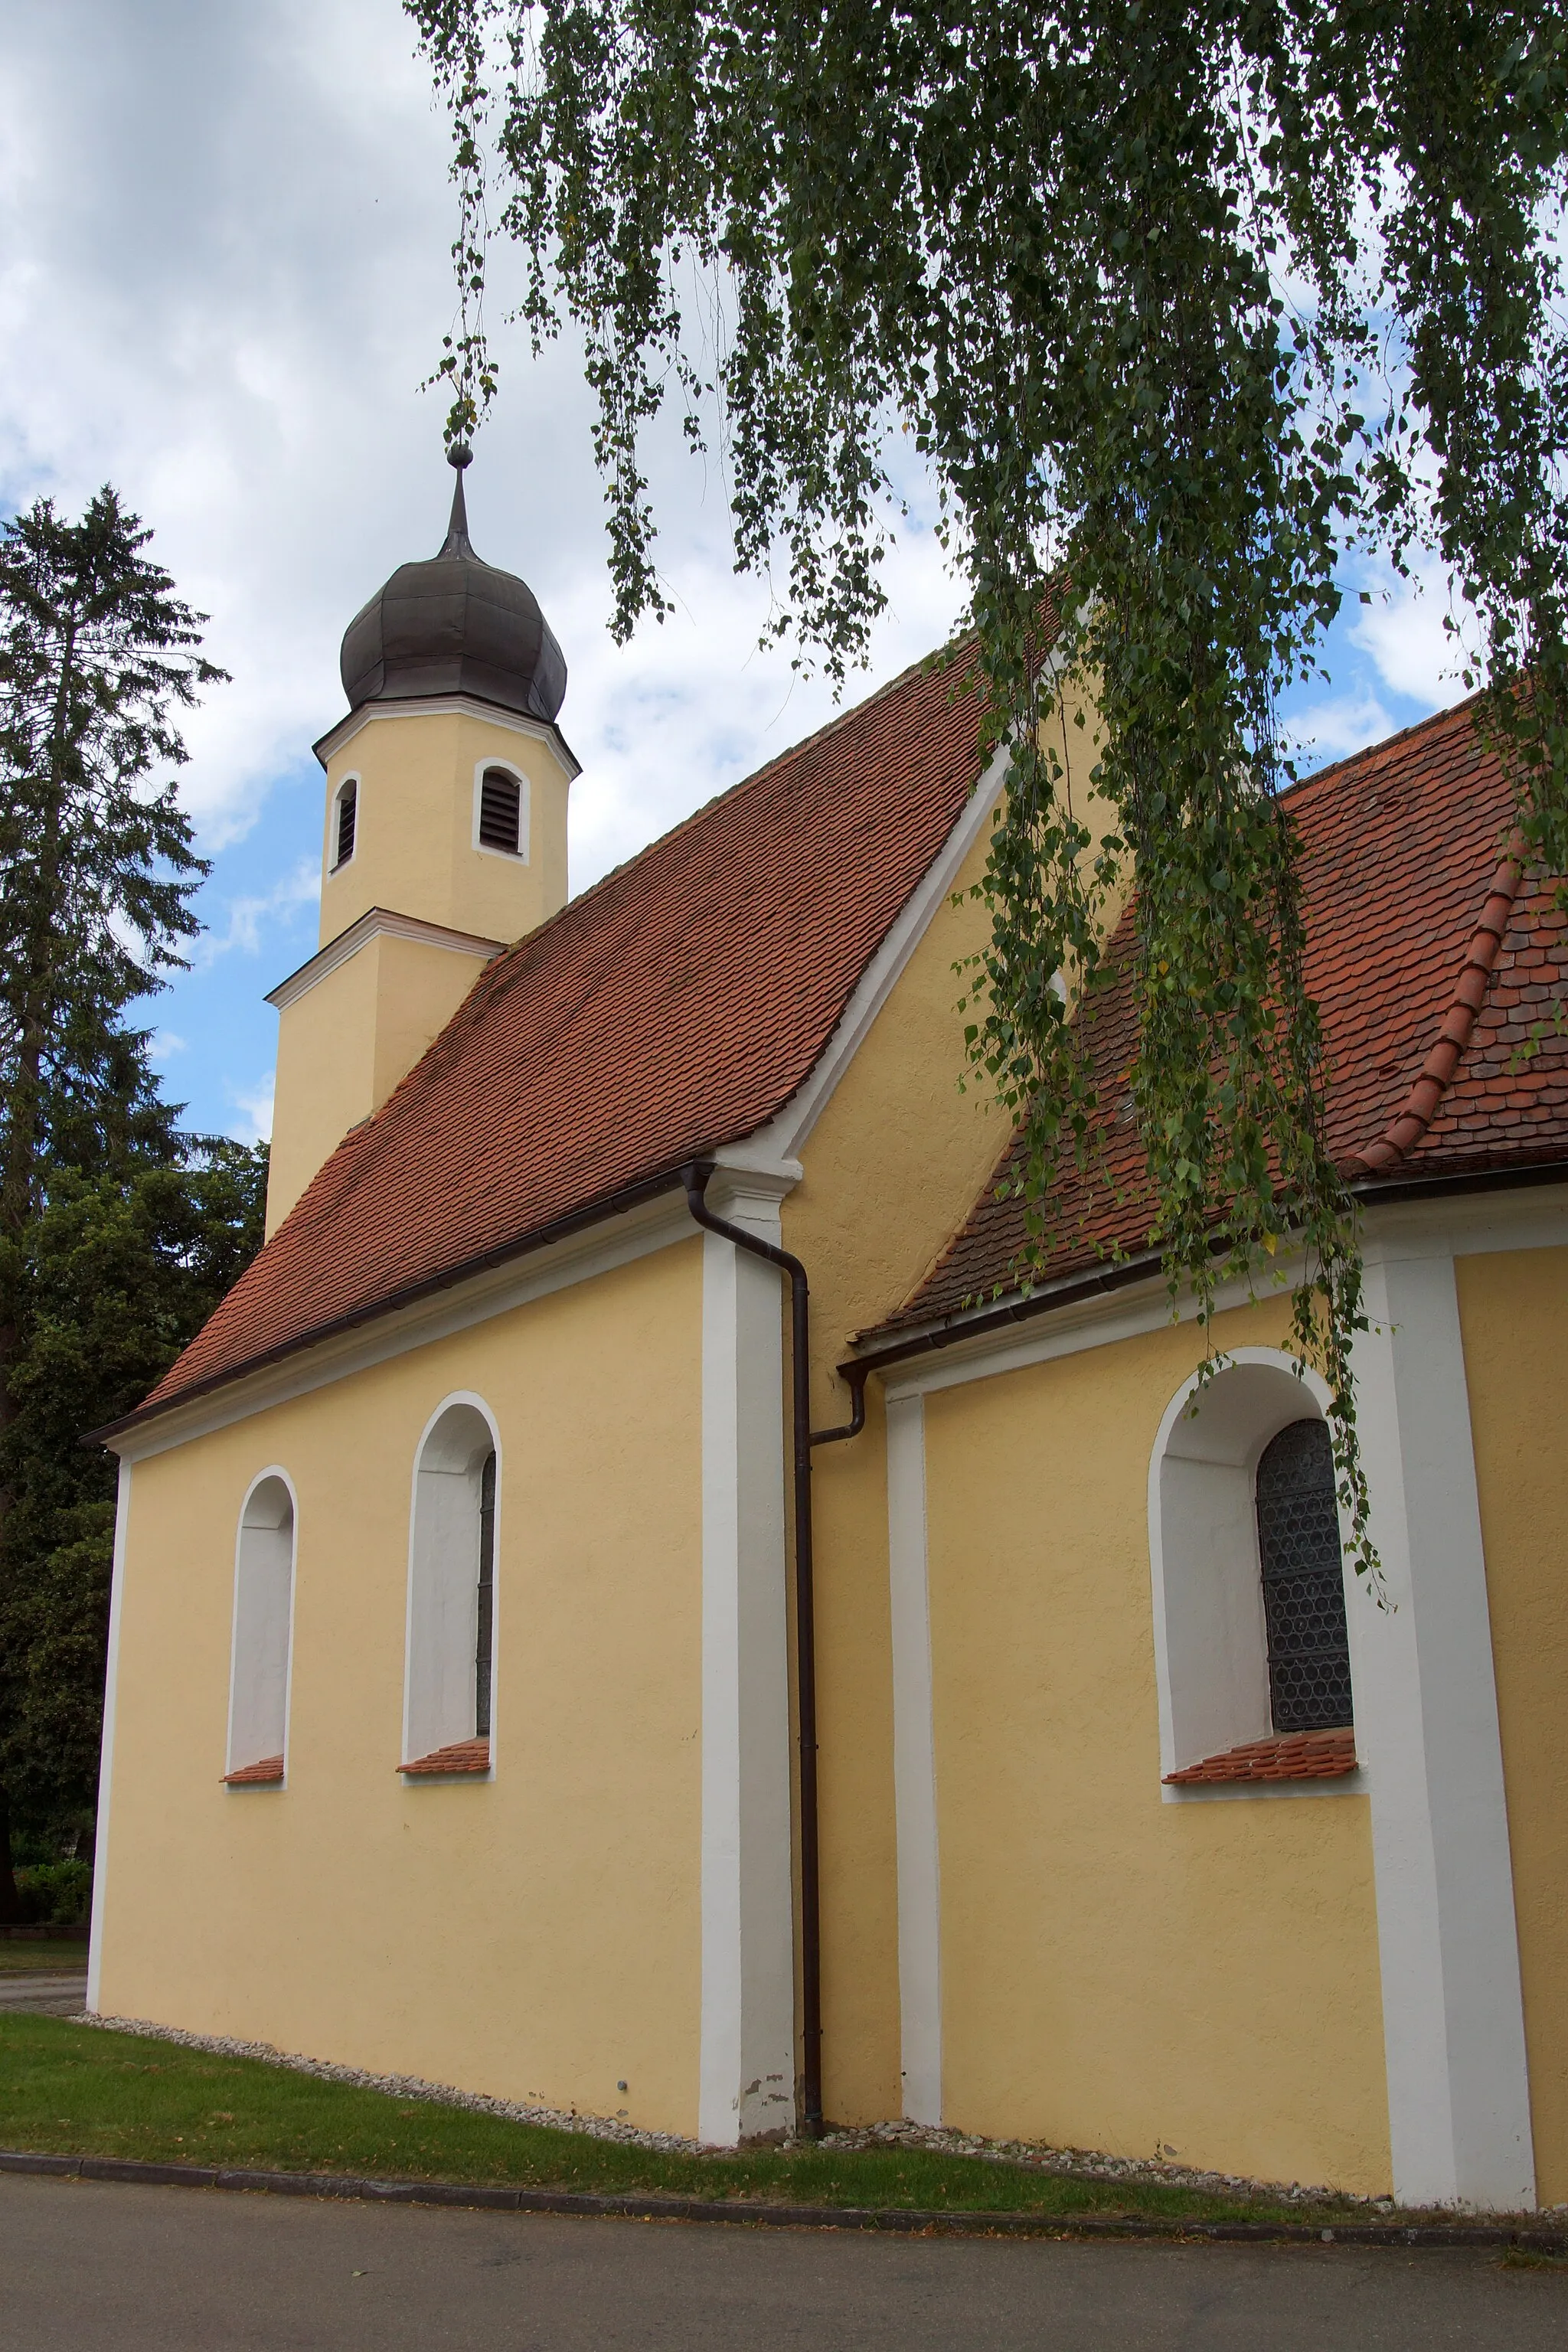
<box><xmin>0</xmin><ymin>1971</ymin><xmax>87</xmax><ymax>2013</ymax></box>
<box><xmin>2</xmin><ymin>2175</ymin><xmax>1565</xmax><ymax>2350</ymax></box>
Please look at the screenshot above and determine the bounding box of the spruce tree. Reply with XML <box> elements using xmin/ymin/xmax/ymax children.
<box><xmin>0</xmin><ymin>489</ymin><xmax>220</xmax><ymax>1301</ymax></box>
<box><xmin>0</xmin><ymin>488</ymin><xmax>234</xmax><ymax>1914</ymax></box>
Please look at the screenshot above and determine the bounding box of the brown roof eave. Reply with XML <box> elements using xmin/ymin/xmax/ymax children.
<box><xmin>83</xmin><ymin>1161</ymin><xmax>698</xmax><ymax>1451</ymax></box>
<box><xmin>843</xmin><ymin>1155</ymin><xmax>1568</xmax><ymax>1386</ymax></box>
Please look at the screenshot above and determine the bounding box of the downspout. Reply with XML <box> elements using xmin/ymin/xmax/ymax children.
<box><xmin>681</xmin><ymin>1162</ymin><xmax>871</xmax><ymax>2140</ymax></box>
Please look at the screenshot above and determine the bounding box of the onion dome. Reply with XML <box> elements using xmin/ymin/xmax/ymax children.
<box><xmin>339</xmin><ymin>447</ymin><xmax>567</xmax><ymax>725</ymax></box>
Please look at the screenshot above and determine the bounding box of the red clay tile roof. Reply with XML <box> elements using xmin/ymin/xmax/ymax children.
<box><xmin>129</xmin><ymin>647</ymin><xmax>989</xmax><ymax>1426</ymax></box>
<box><xmin>874</xmin><ymin>695</ymin><xmax>1568</xmax><ymax>1341</ymax></box>
<box><xmin>1163</xmin><ymin>1728</ymin><xmax>1357</xmax><ymax>1785</ymax></box>
<box><xmin>221</xmin><ymin>1756</ymin><xmax>284</xmax><ymax>1786</ymax></box>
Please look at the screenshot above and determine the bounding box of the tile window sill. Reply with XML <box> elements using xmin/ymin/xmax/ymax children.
<box><xmin>1163</xmin><ymin>1727</ymin><xmax>1357</xmax><ymax>1786</ymax></box>
<box><xmin>222</xmin><ymin>1756</ymin><xmax>284</xmax><ymax>1787</ymax></box>
<box><xmin>400</xmin><ymin>1740</ymin><xmax>491</xmax><ymax>1777</ymax></box>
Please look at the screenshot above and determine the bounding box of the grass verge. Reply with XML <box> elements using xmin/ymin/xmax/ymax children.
<box><xmin>1</xmin><ymin>2015</ymin><xmax>1360</xmax><ymax>2226</ymax></box>
<box><xmin>0</xmin><ymin>1940</ymin><xmax>89</xmax><ymax>1975</ymax></box>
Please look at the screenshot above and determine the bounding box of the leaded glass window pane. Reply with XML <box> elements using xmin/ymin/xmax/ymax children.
<box><xmin>475</xmin><ymin>1449</ymin><xmax>496</xmax><ymax>1739</ymax></box>
<box><xmin>1255</xmin><ymin>1418</ymin><xmax>1353</xmax><ymax>1733</ymax></box>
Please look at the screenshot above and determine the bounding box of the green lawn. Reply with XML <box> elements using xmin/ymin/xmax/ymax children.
<box><xmin>0</xmin><ymin>2015</ymin><xmax>1367</xmax><ymax>2226</ymax></box>
<box><xmin>0</xmin><ymin>1940</ymin><xmax>88</xmax><ymax>1974</ymax></box>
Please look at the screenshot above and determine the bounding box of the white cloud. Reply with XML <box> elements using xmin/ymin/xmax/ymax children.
<box><xmin>1282</xmin><ymin>686</ymin><xmax>1395</xmax><ymax>767</ymax></box>
<box><xmin>0</xmin><ymin>0</ymin><xmax>960</xmax><ymax>967</ymax></box>
<box><xmin>198</xmin><ymin>861</ymin><xmax>321</xmax><ymax>966</ymax></box>
<box><xmin>1351</xmin><ymin>567</ymin><xmax>1474</xmax><ymax>710</ymax></box>
<box><xmin>227</xmin><ymin>1073</ymin><xmax>276</xmax><ymax>1148</ymax></box>
<box><xmin>9</xmin><ymin>1</ymin><xmax>1481</xmax><ymax>1124</ymax></box>
<box><xmin>560</xmin><ymin>518</ymin><xmax>960</xmax><ymax>890</ymax></box>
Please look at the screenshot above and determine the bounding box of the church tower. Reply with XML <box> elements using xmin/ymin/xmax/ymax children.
<box><xmin>264</xmin><ymin>449</ymin><xmax>577</xmax><ymax>1234</ymax></box>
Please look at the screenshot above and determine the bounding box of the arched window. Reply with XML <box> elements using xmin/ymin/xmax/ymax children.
<box><xmin>1256</xmin><ymin>1419</ymin><xmax>1354</xmax><ymax>1733</ymax></box>
<box><xmin>403</xmin><ymin>1400</ymin><xmax>499</xmax><ymax>1776</ymax></box>
<box><xmin>224</xmin><ymin>1474</ymin><xmax>296</xmax><ymax>1787</ymax></box>
<box><xmin>331</xmin><ymin>776</ymin><xmax>358</xmax><ymax>870</ymax></box>
<box><xmin>1148</xmin><ymin>1354</ymin><xmax>1360</xmax><ymax>1791</ymax></box>
<box><xmin>476</xmin><ymin>764</ymin><xmax>524</xmax><ymax>857</ymax></box>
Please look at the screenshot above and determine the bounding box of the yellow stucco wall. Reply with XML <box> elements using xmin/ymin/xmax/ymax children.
<box><xmin>99</xmin><ymin>1240</ymin><xmax>704</xmax><ymax>2137</ymax></box>
<box><xmin>785</xmin><ymin>784</ymin><xmax>1004</xmax><ymax>2127</ymax></box>
<box><xmin>919</xmin><ymin>1298</ymin><xmax>1390</xmax><ymax>2194</ymax></box>
<box><xmin>266</xmin><ymin>932</ymin><xmax>496</xmax><ymax>1234</ymax></box>
<box><xmin>786</xmin><ymin>668</ymin><xmax>1112</xmax><ymax>1426</ymax></box>
<box><xmin>784</xmin><ymin>671</ymin><xmax>1116</xmax><ymax>2127</ymax></box>
<box><xmin>319</xmin><ymin>705</ymin><xmax>572</xmax><ymax>950</ymax></box>
<box><xmin>1456</xmin><ymin>1244</ymin><xmax>1568</xmax><ymax>2206</ymax></box>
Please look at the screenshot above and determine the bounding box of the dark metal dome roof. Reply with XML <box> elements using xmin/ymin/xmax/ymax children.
<box><xmin>339</xmin><ymin>452</ymin><xmax>567</xmax><ymax>726</ymax></box>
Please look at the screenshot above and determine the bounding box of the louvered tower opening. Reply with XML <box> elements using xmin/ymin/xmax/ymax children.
<box><xmin>479</xmin><ymin>767</ymin><xmax>522</xmax><ymax>854</ymax></box>
<box><xmin>333</xmin><ymin>779</ymin><xmax>357</xmax><ymax>868</ymax></box>
<box><xmin>1255</xmin><ymin>1418</ymin><xmax>1354</xmax><ymax>1733</ymax></box>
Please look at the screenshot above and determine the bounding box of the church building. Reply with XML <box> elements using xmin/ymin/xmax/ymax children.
<box><xmin>87</xmin><ymin>456</ymin><xmax>1568</xmax><ymax>2212</ymax></box>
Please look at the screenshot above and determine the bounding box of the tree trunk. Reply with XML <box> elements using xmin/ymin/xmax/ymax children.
<box><xmin>0</xmin><ymin>1787</ymin><xmax>24</xmax><ymax>1924</ymax></box>
<box><xmin>0</xmin><ymin>616</ymin><xmax>77</xmax><ymax>1544</ymax></box>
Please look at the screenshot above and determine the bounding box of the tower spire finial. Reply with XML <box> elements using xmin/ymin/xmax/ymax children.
<box><xmin>439</xmin><ymin>440</ymin><xmax>475</xmax><ymax>558</ymax></box>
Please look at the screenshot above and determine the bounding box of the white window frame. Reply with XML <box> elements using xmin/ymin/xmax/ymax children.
<box><xmin>1147</xmin><ymin>1348</ymin><xmax>1364</xmax><ymax>1802</ymax></box>
<box><xmin>328</xmin><ymin>772</ymin><xmax>361</xmax><ymax>873</ymax></box>
<box><xmin>401</xmin><ymin>1391</ymin><xmax>503</xmax><ymax>1772</ymax></box>
<box><xmin>225</xmin><ymin>1467</ymin><xmax>299</xmax><ymax>1784</ymax></box>
<box><xmin>472</xmin><ymin>756</ymin><xmax>530</xmax><ymax>863</ymax></box>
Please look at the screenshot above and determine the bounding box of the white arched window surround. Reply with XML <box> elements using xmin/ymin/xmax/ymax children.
<box><xmin>328</xmin><ymin>772</ymin><xmax>361</xmax><ymax>872</ymax></box>
<box><xmin>1148</xmin><ymin>1349</ymin><xmax>1364</xmax><ymax>1802</ymax></box>
<box><xmin>472</xmin><ymin>756</ymin><xmax>531</xmax><ymax>862</ymax></box>
<box><xmin>225</xmin><ymin>1468</ymin><xmax>298</xmax><ymax>1788</ymax></box>
<box><xmin>402</xmin><ymin>1392</ymin><xmax>502</xmax><ymax>1775</ymax></box>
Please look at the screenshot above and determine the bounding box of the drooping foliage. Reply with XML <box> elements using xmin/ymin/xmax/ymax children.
<box><xmin>410</xmin><ymin>0</ymin><xmax>1568</xmax><ymax>1564</ymax></box>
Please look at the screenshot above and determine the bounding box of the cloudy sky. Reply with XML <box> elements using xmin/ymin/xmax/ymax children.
<box><xmin>0</xmin><ymin>0</ymin><xmax>1468</xmax><ymax>1142</ymax></box>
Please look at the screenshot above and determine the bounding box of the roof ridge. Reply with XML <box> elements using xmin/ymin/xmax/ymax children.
<box><xmin>1280</xmin><ymin>688</ymin><xmax>1485</xmax><ymax>803</ymax></box>
<box><xmin>256</xmin><ymin>637</ymin><xmax>985</xmax><ymax>1254</ymax></box>
<box><xmin>478</xmin><ymin>635</ymin><xmax>984</xmax><ymax>990</ymax></box>
<box><xmin>1348</xmin><ymin>834</ymin><xmax>1526</xmax><ymax>1176</ymax></box>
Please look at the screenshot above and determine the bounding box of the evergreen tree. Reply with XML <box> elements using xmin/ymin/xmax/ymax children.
<box><xmin>0</xmin><ymin>488</ymin><xmax>234</xmax><ymax>1915</ymax></box>
<box><xmin>0</xmin><ymin>488</ymin><xmax>222</xmax><ymax>1415</ymax></box>
<box><xmin>0</xmin><ymin>1128</ymin><xmax>268</xmax><ymax>1902</ymax></box>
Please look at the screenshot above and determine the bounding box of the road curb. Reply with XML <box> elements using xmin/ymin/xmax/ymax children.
<box><xmin>2</xmin><ymin>2148</ymin><xmax>1566</xmax><ymax>2250</ymax></box>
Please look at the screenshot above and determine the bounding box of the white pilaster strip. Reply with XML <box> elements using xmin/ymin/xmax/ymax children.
<box><xmin>887</xmin><ymin>1393</ymin><xmax>942</xmax><ymax>2125</ymax></box>
<box><xmin>1352</xmin><ymin>1245</ymin><xmax>1535</xmax><ymax>2210</ymax></box>
<box><xmin>697</xmin><ymin>1184</ymin><xmax>795</xmax><ymax>2145</ymax></box>
<box><xmin>86</xmin><ymin>1459</ymin><xmax>132</xmax><ymax>2014</ymax></box>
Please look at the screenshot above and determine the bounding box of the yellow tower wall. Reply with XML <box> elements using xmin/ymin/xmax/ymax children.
<box><xmin>263</xmin><ymin>698</ymin><xmax>577</xmax><ymax>1235</ymax></box>
<box><xmin>266</xmin><ymin>929</ymin><xmax>498</xmax><ymax>1234</ymax></box>
<box><xmin>96</xmin><ymin>1241</ymin><xmax>705</xmax><ymax>2138</ymax></box>
<box><xmin>318</xmin><ymin>704</ymin><xmax>573</xmax><ymax>950</ymax></box>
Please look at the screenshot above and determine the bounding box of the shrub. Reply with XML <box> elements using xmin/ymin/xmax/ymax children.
<box><xmin>15</xmin><ymin>1859</ymin><xmax>91</xmax><ymax>1926</ymax></box>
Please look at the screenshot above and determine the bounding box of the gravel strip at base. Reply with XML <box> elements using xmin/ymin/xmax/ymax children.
<box><xmin>74</xmin><ymin>2014</ymin><xmax>698</xmax><ymax>2154</ymax></box>
<box><xmin>65</xmin><ymin>2013</ymin><xmax>1568</xmax><ymax>2227</ymax></box>
<box><xmin>818</xmin><ymin>2118</ymin><xmax>1371</xmax><ymax>2211</ymax></box>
